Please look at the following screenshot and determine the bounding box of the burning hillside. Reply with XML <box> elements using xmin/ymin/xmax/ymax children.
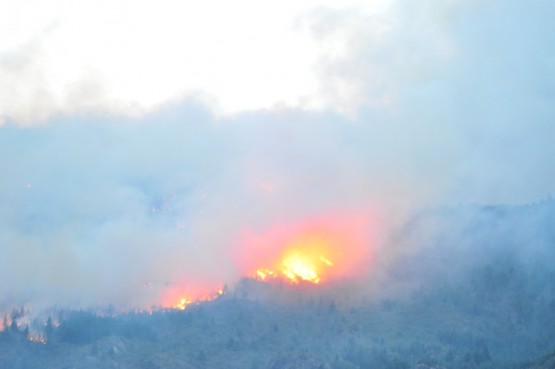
<box><xmin>236</xmin><ymin>212</ymin><xmax>377</xmax><ymax>286</ymax></box>
<box><xmin>161</xmin><ymin>285</ymin><xmax>226</xmax><ymax>311</ymax></box>
<box><xmin>156</xmin><ymin>211</ymin><xmax>378</xmax><ymax>310</ymax></box>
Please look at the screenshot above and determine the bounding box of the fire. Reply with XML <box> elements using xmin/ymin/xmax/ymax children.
<box><xmin>162</xmin><ymin>285</ymin><xmax>225</xmax><ymax>310</ymax></box>
<box><xmin>253</xmin><ymin>234</ymin><xmax>339</xmax><ymax>284</ymax></box>
<box><xmin>256</xmin><ymin>268</ymin><xmax>277</xmax><ymax>280</ymax></box>
<box><xmin>159</xmin><ymin>211</ymin><xmax>377</xmax><ymax>308</ymax></box>
<box><xmin>176</xmin><ymin>297</ymin><xmax>194</xmax><ymax>310</ymax></box>
<box><xmin>281</xmin><ymin>254</ymin><xmax>322</xmax><ymax>283</ymax></box>
<box><xmin>239</xmin><ymin>211</ymin><xmax>376</xmax><ymax>285</ymax></box>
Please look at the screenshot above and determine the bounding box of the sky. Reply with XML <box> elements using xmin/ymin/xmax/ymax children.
<box><xmin>0</xmin><ymin>0</ymin><xmax>554</xmax><ymax>309</ymax></box>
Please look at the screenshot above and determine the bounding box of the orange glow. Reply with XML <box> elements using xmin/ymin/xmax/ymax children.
<box><xmin>176</xmin><ymin>297</ymin><xmax>194</xmax><ymax>310</ymax></box>
<box><xmin>238</xmin><ymin>211</ymin><xmax>377</xmax><ymax>285</ymax></box>
<box><xmin>162</xmin><ymin>285</ymin><xmax>225</xmax><ymax>310</ymax></box>
<box><xmin>256</xmin><ymin>268</ymin><xmax>277</xmax><ymax>280</ymax></box>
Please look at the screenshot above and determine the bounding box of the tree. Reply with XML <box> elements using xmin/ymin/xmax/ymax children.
<box><xmin>45</xmin><ymin>317</ymin><xmax>54</xmax><ymax>342</ymax></box>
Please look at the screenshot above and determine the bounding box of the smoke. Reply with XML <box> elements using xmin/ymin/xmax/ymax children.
<box><xmin>0</xmin><ymin>0</ymin><xmax>554</xmax><ymax>311</ymax></box>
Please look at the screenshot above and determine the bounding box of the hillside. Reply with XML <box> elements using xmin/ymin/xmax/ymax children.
<box><xmin>1</xmin><ymin>201</ymin><xmax>554</xmax><ymax>369</ymax></box>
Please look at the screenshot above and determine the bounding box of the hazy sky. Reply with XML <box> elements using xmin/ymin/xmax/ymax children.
<box><xmin>1</xmin><ymin>0</ymin><xmax>554</xmax><ymax>309</ymax></box>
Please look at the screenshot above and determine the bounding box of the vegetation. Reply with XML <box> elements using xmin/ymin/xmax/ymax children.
<box><xmin>1</xmin><ymin>201</ymin><xmax>554</xmax><ymax>369</ymax></box>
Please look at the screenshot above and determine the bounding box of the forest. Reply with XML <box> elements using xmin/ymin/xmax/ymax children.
<box><xmin>1</xmin><ymin>200</ymin><xmax>554</xmax><ymax>369</ymax></box>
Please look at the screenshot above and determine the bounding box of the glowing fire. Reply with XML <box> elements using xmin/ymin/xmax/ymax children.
<box><xmin>258</xmin><ymin>248</ymin><xmax>335</xmax><ymax>284</ymax></box>
<box><xmin>163</xmin><ymin>286</ymin><xmax>224</xmax><ymax>310</ymax></box>
<box><xmin>239</xmin><ymin>211</ymin><xmax>376</xmax><ymax>285</ymax></box>
<box><xmin>281</xmin><ymin>253</ymin><xmax>333</xmax><ymax>283</ymax></box>
<box><xmin>256</xmin><ymin>268</ymin><xmax>277</xmax><ymax>280</ymax></box>
<box><xmin>176</xmin><ymin>297</ymin><xmax>194</xmax><ymax>310</ymax></box>
<box><xmin>281</xmin><ymin>253</ymin><xmax>322</xmax><ymax>283</ymax></box>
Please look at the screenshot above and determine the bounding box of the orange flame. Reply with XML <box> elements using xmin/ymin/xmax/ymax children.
<box><xmin>256</xmin><ymin>238</ymin><xmax>336</xmax><ymax>284</ymax></box>
<box><xmin>238</xmin><ymin>211</ymin><xmax>376</xmax><ymax>285</ymax></box>
<box><xmin>162</xmin><ymin>285</ymin><xmax>224</xmax><ymax>310</ymax></box>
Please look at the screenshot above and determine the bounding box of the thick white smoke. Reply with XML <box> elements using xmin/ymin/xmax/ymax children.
<box><xmin>0</xmin><ymin>0</ymin><xmax>554</xmax><ymax>311</ymax></box>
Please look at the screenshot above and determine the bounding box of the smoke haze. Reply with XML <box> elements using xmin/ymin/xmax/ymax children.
<box><xmin>0</xmin><ymin>0</ymin><xmax>554</xmax><ymax>311</ymax></box>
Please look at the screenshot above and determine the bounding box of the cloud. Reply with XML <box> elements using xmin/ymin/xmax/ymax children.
<box><xmin>0</xmin><ymin>0</ymin><xmax>391</xmax><ymax>124</ymax></box>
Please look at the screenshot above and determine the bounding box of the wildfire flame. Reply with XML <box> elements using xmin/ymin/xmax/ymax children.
<box><xmin>257</xmin><ymin>246</ymin><xmax>335</xmax><ymax>284</ymax></box>
<box><xmin>281</xmin><ymin>253</ymin><xmax>333</xmax><ymax>284</ymax></box>
<box><xmin>163</xmin><ymin>286</ymin><xmax>224</xmax><ymax>310</ymax></box>
<box><xmin>158</xmin><ymin>211</ymin><xmax>376</xmax><ymax>309</ymax></box>
<box><xmin>239</xmin><ymin>212</ymin><xmax>375</xmax><ymax>285</ymax></box>
<box><xmin>256</xmin><ymin>268</ymin><xmax>277</xmax><ymax>281</ymax></box>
